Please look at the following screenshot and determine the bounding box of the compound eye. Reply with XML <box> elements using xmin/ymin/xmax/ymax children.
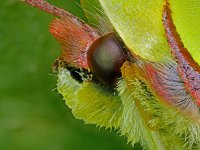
<box><xmin>87</xmin><ymin>33</ymin><xmax>126</xmax><ymax>87</ymax></box>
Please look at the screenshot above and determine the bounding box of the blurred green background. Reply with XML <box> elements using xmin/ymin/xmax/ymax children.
<box><xmin>0</xmin><ymin>0</ymin><xmax>137</xmax><ymax>150</ymax></box>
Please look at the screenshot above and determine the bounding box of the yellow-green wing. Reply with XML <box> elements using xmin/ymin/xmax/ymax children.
<box><xmin>99</xmin><ymin>0</ymin><xmax>171</xmax><ymax>62</ymax></box>
<box><xmin>169</xmin><ymin>0</ymin><xmax>200</xmax><ymax>66</ymax></box>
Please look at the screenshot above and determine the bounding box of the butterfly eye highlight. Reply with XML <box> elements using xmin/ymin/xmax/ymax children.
<box><xmin>87</xmin><ymin>33</ymin><xmax>127</xmax><ymax>87</ymax></box>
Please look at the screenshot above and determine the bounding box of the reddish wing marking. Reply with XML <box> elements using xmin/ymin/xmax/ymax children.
<box><xmin>121</xmin><ymin>58</ymin><xmax>199</xmax><ymax>117</ymax></box>
<box><xmin>145</xmin><ymin>62</ymin><xmax>199</xmax><ymax>118</ymax></box>
<box><xmin>162</xmin><ymin>3</ymin><xmax>200</xmax><ymax>106</ymax></box>
<box><xmin>162</xmin><ymin>2</ymin><xmax>200</xmax><ymax>73</ymax></box>
<box><xmin>25</xmin><ymin>0</ymin><xmax>100</xmax><ymax>68</ymax></box>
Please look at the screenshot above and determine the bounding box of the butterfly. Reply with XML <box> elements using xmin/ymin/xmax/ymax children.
<box><xmin>25</xmin><ymin>0</ymin><xmax>200</xmax><ymax>149</ymax></box>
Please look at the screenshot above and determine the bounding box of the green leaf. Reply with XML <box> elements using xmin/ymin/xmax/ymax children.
<box><xmin>169</xmin><ymin>0</ymin><xmax>200</xmax><ymax>66</ymax></box>
<box><xmin>99</xmin><ymin>0</ymin><xmax>171</xmax><ymax>62</ymax></box>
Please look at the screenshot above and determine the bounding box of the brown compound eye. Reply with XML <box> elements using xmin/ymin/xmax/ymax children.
<box><xmin>87</xmin><ymin>33</ymin><xmax>127</xmax><ymax>87</ymax></box>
